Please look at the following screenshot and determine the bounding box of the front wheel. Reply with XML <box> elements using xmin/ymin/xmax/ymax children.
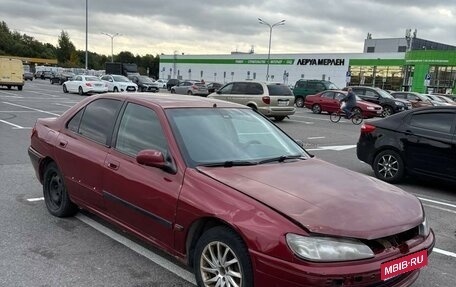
<box><xmin>312</xmin><ymin>104</ymin><xmax>321</xmax><ymax>114</ymax></box>
<box><xmin>78</xmin><ymin>86</ymin><xmax>84</xmax><ymax>95</ymax></box>
<box><xmin>63</xmin><ymin>84</ymin><xmax>68</xmax><ymax>93</ymax></box>
<box><xmin>171</xmin><ymin>89</ymin><xmax>176</xmax><ymax>94</ymax></box>
<box><xmin>373</xmin><ymin>150</ymin><xmax>405</xmax><ymax>183</ymax></box>
<box><xmin>194</xmin><ymin>226</ymin><xmax>253</xmax><ymax>287</ymax></box>
<box><xmin>330</xmin><ymin>111</ymin><xmax>341</xmax><ymax>123</ymax></box>
<box><xmin>113</xmin><ymin>86</ymin><xmax>119</xmax><ymax>92</ymax></box>
<box><xmin>43</xmin><ymin>162</ymin><xmax>78</xmax><ymax>217</ymax></box>
<box><xmin>381</xmin><ymin>106</ymin><xmax>394</xmax><ymax>117</ymax></box>
<box><xmin>295</xmin><ymin>97</ymin><xmax>304</xmax><ymax>108</ymax></box>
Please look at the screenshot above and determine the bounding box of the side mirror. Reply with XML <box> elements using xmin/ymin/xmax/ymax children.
<box><xmin>136</xmin><ymin>149</ymin><xmax>165</xmax><ymax>168</ymax></box>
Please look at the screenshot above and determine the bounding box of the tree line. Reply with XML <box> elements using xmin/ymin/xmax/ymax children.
<box><xmin>0</xmin><ymin>21</ymin><xmax>160</xmax><ymax>78</ymax></box>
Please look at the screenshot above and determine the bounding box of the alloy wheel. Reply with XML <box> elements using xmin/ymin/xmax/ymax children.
<box><xmin>376</xmin><ymin>154</ymin><xmax>399</xmax><ymax>179</ymax></box>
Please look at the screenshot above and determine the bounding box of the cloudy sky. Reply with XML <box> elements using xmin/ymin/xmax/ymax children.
<box><xmin>1</xmin><ymin>0</ymin><xmax>455</xmax><ymax>57</ymax></box>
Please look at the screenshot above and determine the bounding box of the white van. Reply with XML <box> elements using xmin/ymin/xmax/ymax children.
<box><xmin>0</xmin><ymin>58</ymin><xmax>24</xmax><ymax>90</ymax></box>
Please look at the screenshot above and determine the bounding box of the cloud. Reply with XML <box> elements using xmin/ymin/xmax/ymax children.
<box><xmin>0</xmin><ymin>0</ymin><xmax>454</xmax><ymax>56</ymax></box>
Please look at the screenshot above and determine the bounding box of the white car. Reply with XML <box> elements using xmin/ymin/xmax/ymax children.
<box><xmin>100</xmin><ymin>74</ymin><xmax>138</xmax><ymax>92</ymax></box>
<box><xmin>62</xmin><ymin>75</ymin><xmax>108</xmax><ymax>95</ymax></box>
<box><xmin>154</xmin><ymin>79</ymin><xmax>167</xmax><ymax>89</ymax></box>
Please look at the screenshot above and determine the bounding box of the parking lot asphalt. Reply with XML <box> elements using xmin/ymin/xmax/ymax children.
<box><xmin>0</xmin><ymin>79</ymin><xmax>455</xmax><ymax>287</ymax></box>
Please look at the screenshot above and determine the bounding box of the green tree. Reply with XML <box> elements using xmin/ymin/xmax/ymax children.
<box><xmin>56</xmin><ymin>30</ymin><xmax>76</xmax><ymax>65</ymax></box>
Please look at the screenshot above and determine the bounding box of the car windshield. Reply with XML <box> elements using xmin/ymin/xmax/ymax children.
<box><xmin>328</xmin><ymin>83</ymin><xmax>339</xmax><ymax>89</ymax></box>
<box><xmin>267</xmin><ymin>84</ymin><xmax>293</xmax><ymax>96</ymax></box>
<box><xmin>139</xmin><ymin>76</ymin><xmax>153</xmax><ymax>83</ymax></box>
<box><xmin>375</xmin><ymin>88</ymin><xmax>394</xmax><ymax>99</ymax></box>
<box><xmin>427</xmin><ymin>94</ymin><xmax>444</xmax><ymax>102</ymax></box>
<box><xmin>85</xmin><ymin>76</ymin><xmax>99</xmax><ymax>81</ymax></box>
<box><xmin>166</xmin><ymin>108</ymin><xmax>308</xmax><ymax>167</ymax></box>
<box><xmin>113</xmin><ymin>75</ymin><xmax>130</xmax><ymax>82</ymax></box>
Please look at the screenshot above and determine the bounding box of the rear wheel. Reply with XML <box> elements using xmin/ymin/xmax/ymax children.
<box><xmin>171</xmin><ymin>89</ymin><xmax>176</xmax><ymax>94</ymax></box>
<box><xmin>312</xmin><ymin>104</ymin><xmax>322</xmax><ymax>114</ymax></box>
<box><xmin>351</xmin><ymin>113</ymin><xmax>363</xmax><ymax>125</ymax></box>
<box><xmin>63</xmin><ymin>84</ymin><xmax>68</xmax><ymax>93</ymax></box>
<box><xmin>43</xmin><ymin>162</ymin><xmax>78</xmax><ymax>217</ymax></box>
<box><xmin>295</xmin><ymin>96</ymin><xmax>304</xmax><ymax>108</ymax></box>
<box><xmin>330</xmin><ymin>111</ymin><xmax>341</xmax><ymax>123</ymax></box>
<box><xmin>78</xmin><ymin>86</ymin><xmax>84</xmax><ymax>95</ymax></box>
<box><xmin>113</xmin><ymin>86</ymin><xmax>119</xmax><ymax>92</ymax></box>
<box><xmin>194</xmin><ymin>226</ymin><xmax>253</xmax><ymax>287</ymax></box>
<box><xmin>18</xmin><ymin>85</ymin><xmax>23</xmax><ymax>91</ymax></box>
<box><xmin>381</xmin><ymin>105</ymin><xmax>394</xmax><ymax>117</ymax></box>
<box><xmin>274</xmin><ymin>116</ymin><xmax>285</xmax><ymax>121</ymax></box>
<box><xmin>187</xmin><ymin>91</ymin><xmax>193</xmax><ymax>95</ymax></box>
<box><xmin>373</xmin><ymin>150</ymin><xmax>404</xmax><ymax>183</ymax></box>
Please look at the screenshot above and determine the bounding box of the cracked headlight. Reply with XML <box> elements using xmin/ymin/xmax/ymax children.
<box><xmin>286</xmin><ymin>233</ymin><xmax>374</xmax><ymax>262</ymax></box>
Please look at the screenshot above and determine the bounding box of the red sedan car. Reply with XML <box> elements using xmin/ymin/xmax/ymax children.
<box><xmin>305</xmin><ymin>90</ymin><xmax>383</xmax><ymax>118</ymax></box>
<box><xmin>29</xmin><ymin>93</ymin><xmax>434</xmax><ymax>287</ymax></box>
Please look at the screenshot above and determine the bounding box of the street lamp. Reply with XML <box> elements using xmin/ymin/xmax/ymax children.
<box><xmin>258</xmin><ymin>18</ymin><xmax>285</xmax><ymax>81</ymax></box>
<box><xmin>101</xmin><ymin>32</ymin><xmax>121</xmax><ymax>62</ymax></box>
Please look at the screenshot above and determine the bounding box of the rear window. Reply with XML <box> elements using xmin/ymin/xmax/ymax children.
<box><xmin>267</xmin><ymin>84</ymin><xmax>292</xmax><ymax>96</ymax></box>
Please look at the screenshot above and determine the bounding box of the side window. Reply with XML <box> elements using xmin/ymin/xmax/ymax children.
<box><xmin>393</xmin><ymin>93</ymin><xmax>406</xmax><ymax>99</ymax></box>
<box><xmin>407</xmin><ymin>94</ymin><xmax>418</xmax><ymax>101</ymax></box>
<box><xmin>296</xmin><ymin>81</ymin><xmax>306</xmax><ymax>88</ymax></box>
<box><xmin>409</xmin><ymin>113</ymin><xmax>454</xmax><ymax>134</ymax></box>
<box><xmin>78</xmin><ymin>99</ymin><xmax>122</xmax><ymax>145</ymax></box>
<box><xmin>321</xmin><ymin>91</ymin><xmax>334</xmax><ymax>99</ymax></box>
<box><xmin>66</xmin><ymin>109</ymin><xmax>84</xmax><ymax>133</ymax></box>
<box><xmin>246</xmin><ymin>83</ymin><xmax>263</xmax><ymax>95</ymax></box>
<box><xmin>335</xmin><ymin>93</ymin><xmax>345</xmax><ymax>100</ymax></box>
<box><xmin>232</xmin><ymin>82</ymin><xmax>249</xmax><ymax>94</ymax></box>
<box><xmin>352</xmin><ymin>88</ymin><xmax>364</xmax><ymax>95</ymax></box>
<box><xmin>115</xmin><ymin>103</ymin><xmax>168</xmax><ymax>156</ymax></box>
<box><xmin>218</xmin><ymin>83</ymin><xmax>233</xmax><ymax>94</ymax></box>
<box><xmin>101</xmin><ymin>76</ymin><xmax>107</xmax><ymax>81</ymax></box>
<box><xmin>316</xmin><ymin>83</ymin><xmax>326</xmax><ymax>91</ymax></box>
<box><xmin>365</xmin><ymin>90</ymin><xmax>378</xmax><ymax>98</ymax></box>
<box><xmin>306</xmin><ymin>82</ymin><xmax>316</xmax><ymax>89</ymax></box>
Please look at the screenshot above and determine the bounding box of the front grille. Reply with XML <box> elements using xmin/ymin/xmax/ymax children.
<box><xmin>363</xmin><ymin>226</ymin><xmax>420</xmax><ymax>254</ymax></box>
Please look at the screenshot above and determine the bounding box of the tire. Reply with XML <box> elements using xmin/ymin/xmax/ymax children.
<box><xmin>63</xmin><ymin>84</ymin><xmax>68</xmax><ymax>93</ymax></box>
<box><xmin>187</xmin><ymin>91</ymin><xmax>193</xmax><ymax>95</ymax></box>
<box><xmin>7</xmin><ymin>86</ymin><xmax>11</xmax><ymax>90</ymax></box>
<box><xmin>43</xmin><ymin>162</ymin><xmax>78</xmax><ymax>217</ymax></box>
<box><xmin>295</xmin><ymin>96</ymin><xmax>305</xmax><ymax>108</ymax></box>
<box><xmin>274</xmin><ymin>116</ymin><xmax>285</xmax><ymax>121</ymax></box>
<box><xmin>171</xmin><ymin>89</ymin><xmax>176</xmax><ymax>94</ymax></box>
<box><xmin>78</xmin><ymin>86</ymin><xmax>84</xmax><ymax>95</ymax></box>
<box><xmin>311</xmin><ymin>104</ymin><xmax>321</xmax><ymax>114</ymax></box>
<box><xmin>330</xmin><ymin>112</ymin><xmax>341</xmax><ymax>123</ymax></box>
<box><xmin>113</xmin><ymin>86</ymin><xmax>119</xmax><ymax>92</ymax></box>
<box><xmin>194</xmin><ymin>226</ymin><xmax>253</xmax><ymax>287</ymax></box>
<box><xmin>18</xmin><ymin>85</ymin><xmax>23</xmax><ymax>91</ymax></box>
<box><xmin>351</xmin><ymin>113</ymin><xmax>363</xmax><ymax>125</ymax></box>
<box><xmin>373</xmin><ymin>150</ymin><xmax>405</xmax><ymax>183</ymax></box>
<box><xmin>381</xmin><ymin>105</ymin><xmax>394</xmax><ymax>117</ymax></box>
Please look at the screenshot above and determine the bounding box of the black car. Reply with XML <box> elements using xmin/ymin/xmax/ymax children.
<box><xmin>206</xmin><ymin>82</ymin><xmax>223</xmax><ymax>94</ymax></box>
<box><xmin>357</xmin><ymin>106</ymin><xmax>456</xmax><ymax>183</ymax></box>
<box><xmin>50</xmin><ymin>72</ymin><xmax>75</xmax><ymax>85</ymax></box>
<box><xmin>41</xmin><ymin>71</ymin><xmax>54</xmax><ymax>80</ymax></box>
<box><xmin>127</xmin><ymin>75</ymin><xmax>159</xmax><ymax>92</ymax></box>
<box><xmin>166</xmin><ymin>78</ymin><xmax>180</xmax><ymax>91</ymax></box>
<box><xmin>345</xmin><ymin>86</ymin><xmax>412</xmax><ymax>117</ymax></box>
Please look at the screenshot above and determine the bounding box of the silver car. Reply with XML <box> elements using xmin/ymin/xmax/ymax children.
<box><xmin>170</xmin><ymin>80</ymin><xmax>209</xmax><ymax>96</ymax></box>
<box><xmin>208</xmin><ymin>81</ymin><xmax>296</xmax><ymax>121</ymax></box>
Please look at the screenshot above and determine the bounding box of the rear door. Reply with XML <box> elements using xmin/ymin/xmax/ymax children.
<box><xmin>103</xmin><ymin>102</ymin><xmax>183</xmax><ymax>247</ymax></box>
<box><xmin>319</xmin><ymin>91</ymin><xmax>336</xmax><ymax>112</ymax></box>
<box><xmin>403</xmin><ymin>111</ymin><xmax>456</xmax><ymax>180</ymax></box>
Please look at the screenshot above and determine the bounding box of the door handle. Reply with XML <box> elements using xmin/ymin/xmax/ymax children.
<box><xmin>107</xmin><ymin>160</ymin><xmax>120</xmax><ymax>170</ymax></box>
<box><xmin>59</xmin><ymin>140</ymin><xmax>68</xmax><ymax>147</ymax></box>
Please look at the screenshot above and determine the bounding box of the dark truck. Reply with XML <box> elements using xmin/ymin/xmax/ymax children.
<box><xmin>105</xmin><ymin>62</ymin><xmax>138</xmax><ymax>77</ymax></box>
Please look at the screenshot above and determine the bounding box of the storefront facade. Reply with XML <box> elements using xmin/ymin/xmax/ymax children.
<box><xmin>159</xmin><ymin>51</ymin><xmax>456</xmax><ymax>94</ymax></box>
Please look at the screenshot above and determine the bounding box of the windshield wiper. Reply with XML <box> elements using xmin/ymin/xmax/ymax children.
<box><xmin>258</xmin><ymin>154</ymin><xmax>304</xmax><ymax>164</ymax></box>
<box><xmin>198</xmin><ymin>160</ymin><xmax>258</xmax><ymax>168</ymax></box>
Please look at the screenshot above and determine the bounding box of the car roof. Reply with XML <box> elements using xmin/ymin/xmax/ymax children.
<box><xmin>94</xmin><ymin>93</ymin><xmax>249</xmax><ymax>109</ymax></box>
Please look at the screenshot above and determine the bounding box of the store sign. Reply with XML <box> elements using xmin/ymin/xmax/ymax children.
<box><xmin>297</xmin><ymin>58</ymin><xmax>345</xmax><ymax>66</ymax></box>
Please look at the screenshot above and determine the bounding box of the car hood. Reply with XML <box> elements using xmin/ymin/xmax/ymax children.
<box><xmin>197</xmin><ymin>158</ymin><xmax>423</xmax><ymax>240</ymax></box>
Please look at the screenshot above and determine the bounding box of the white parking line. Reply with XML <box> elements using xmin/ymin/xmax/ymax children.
<box><xmin>54</xmin><ymin>103</ymin><xmax>74</xmax><ymax>108</ymax></box>
<box><xmin>287</xmin><ymin>119</ymin><xmax>314</xmax><ymax>125</ymax></box>
<box><xmin>307</xmin><ymin>136</ymin><xmax>325</xmax><ymax>139</ymax></box>
<box><xmin>0</xmin><ymin>119</ymin><xmax>28</xmax><ymax>129</ymax></box>
<box><xmin>75</xmin><ymin>214</ymin><xmax>196</xmax><ymax>285</ymax></box>
<box><xmin>26</xmin><ymin>197</ymin><xmax>44</xmax><ymax>202</ymax></box>
<box><xmin>422</xmin><ymin>204</ymin><xmax>456</xmax><ymax>214</ymax></box>
<box><xmin>307</xmin><ymin>144</ymin><xmax>356</xmax><ymax>151</ymax></box>
<box><xmin>27</xmin><ymin>91</ymin><xmax>59</xmax><ymax>97</ymax></box>
<box><xmin>418</xmin><ymin>197</ymin><xmax>456</xmax><ymax>209</ymax></box>
<box><xmin>434</xmin><ymin>248</ymin><xmax>456</xmax><ymax>259</ymax></box>
<box><xmin>0</xmin><ymin>91</ymin><xmax>23</xmax><ymax>98</ymax></box>
<box><xmin>2</xmin><ymin>102</ymin><xmax>60</xmax><ymax>116</ymax></box>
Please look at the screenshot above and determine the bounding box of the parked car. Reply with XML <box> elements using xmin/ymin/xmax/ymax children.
<box><xmin>62</xmin><ymin>75</ymin><xmax>108</xmax><ymax>95</ymax></box>
<box><xmin>304</xmin><ymin>90</ymin><xmax>383</xmax><ymax>118</ymax></box>
<box><xmin>437</xmin><ymin>95</ymin><xmax>456</xmax><ymax>105</ymax></box>
<box><xmin>390</xmin><ymin>92</ymin><xmax>433</xmax><ymax>109</ymax></box>
<box><xmin>41</xmin><ymin>71</ymin><xmax>54</xmax><ymax>80</ymax></box>
<box><xmin>100</xmin><ymin>74</ymin><xmax>137</xmax><ymax>92</ymax></box>
<box><xmin>208</xmin><ymin>81</ymin><xmax>295</xmax><ymax>121</ymax></box>
<box><xmin>345</xmin><ymin>86</ymin><xmax>412</xmax><ymax>117</ymax></box>
<box><xmin>166</xmin><ymin>78</ymin><xmax>180</xmax><ymax>91</ymax></box>
<box><xmin>425</xmin><ymin>94</ymin><xmax>452</xmax><ymax>106</ymax></box>
<box><xmin>206</xmin><ymin>82</ymin><xmax>223</xmax><ymax>94</ymax></box>
<box><xmin>293</xmin><ymin>79</ymin><xmax>338</xmax><ymax>108</ymax></box>
<box><xmin>28</xmin><ymin>93</ymin><xmax>434</xmax><ymax>287</ymax></box>
<box><xmin>170</xmin><ymin>80</ymin><xmax>209</xmax><ymax>96</ymax></box>
<box><xmin>34</xmin><ymin>71</ymin><xmax>43</xmax><ymax>79</ymax></box>
<box><xmin>128</xmin><ymin>75</ymin><xmax>159</xmax><ymax>92</ymax></box>
<box><xmin>155</xmin><ymin>79</ymin><xmax>168</xmax><ymax>89</ymax></box>
<box><xmin>23</xmin><ymin>71</ymin><xmax>34</xmax><ymax>81</ymax></box>
<box><xmin>357</xmin><ymin>106</ymin><xmax>456</xmax><ymax>183</ymax></box>
<box><xmin>50</xmin><ymin>72</ymin><xmax>75</xmax><ymax>85</ymax></box>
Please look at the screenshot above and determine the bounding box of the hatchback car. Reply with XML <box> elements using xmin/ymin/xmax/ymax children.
<box><xmin>171</xmin><ymin>80</ymin><xmax>208</xmax><ymax>96</ymax></box>
<box><xmin>62</xmin><ymin>75</ymin><xmax>108</xmax><ymax>95</ymax></box>
<box><xmin>305</xmin><ymin>90</ymin><xmax>383</xmax><ymax>118</ymax></box>
<box><xmin>346</xmin><ymin>86</ymin><xmax>412</xmax><ymax>117</ymax></box>
<box><xmin>29</xmin><ymin>93</ymin><xmax>434</xmax><ymax>287</ymax></box>
<box><xmin>357</xmin><ymin>106</ymin><xmax>456</xmax><ymax>183</ymax></box>
<box><xmin>208</xmin><ymin>81</ymin><xmax>295</xmax><ymax>121</ymax></box>
<box><xmin>390</xmin><ymin>92</ymin><xmax>433</xmax><ymax>109</ymax></box>
<box><xmin>100</xmin><ymin>74</ymin><xmax>138</xmax><ymax>92</ymax></box>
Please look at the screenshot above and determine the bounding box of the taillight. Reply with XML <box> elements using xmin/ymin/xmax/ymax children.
<box><xmin>262</xmin><ymin>96</ymin><xmax>270</xmax><ymax>104</ymax></box>
<box><xmin>191</xmin><ymin>85</ymin><xmax>198</xmax><ymax>90</ymax></box>
<box><xmin>85</xmin><ymin>83</ymin><xmax>92</xmax><ymax>87</ymax></box>
<box><xmin>361</xmin><ymin>123</ymin><xmax>376</xmax><ymax>133</ymax></box>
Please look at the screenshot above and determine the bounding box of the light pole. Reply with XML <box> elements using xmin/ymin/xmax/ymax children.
<box><xmin>258</xmin><ymin>18</ymin><xmax>285</xmax><ymax>81</ymax></box>
<box><xmin>85</xmin><ymin>0</ymin><xmax>88</xmax><ymax>71</ymax></box>
<box><xmin>102</xmin><ymin>32</ymin><xmax>121</xmax><ymax>62</ymax></box>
